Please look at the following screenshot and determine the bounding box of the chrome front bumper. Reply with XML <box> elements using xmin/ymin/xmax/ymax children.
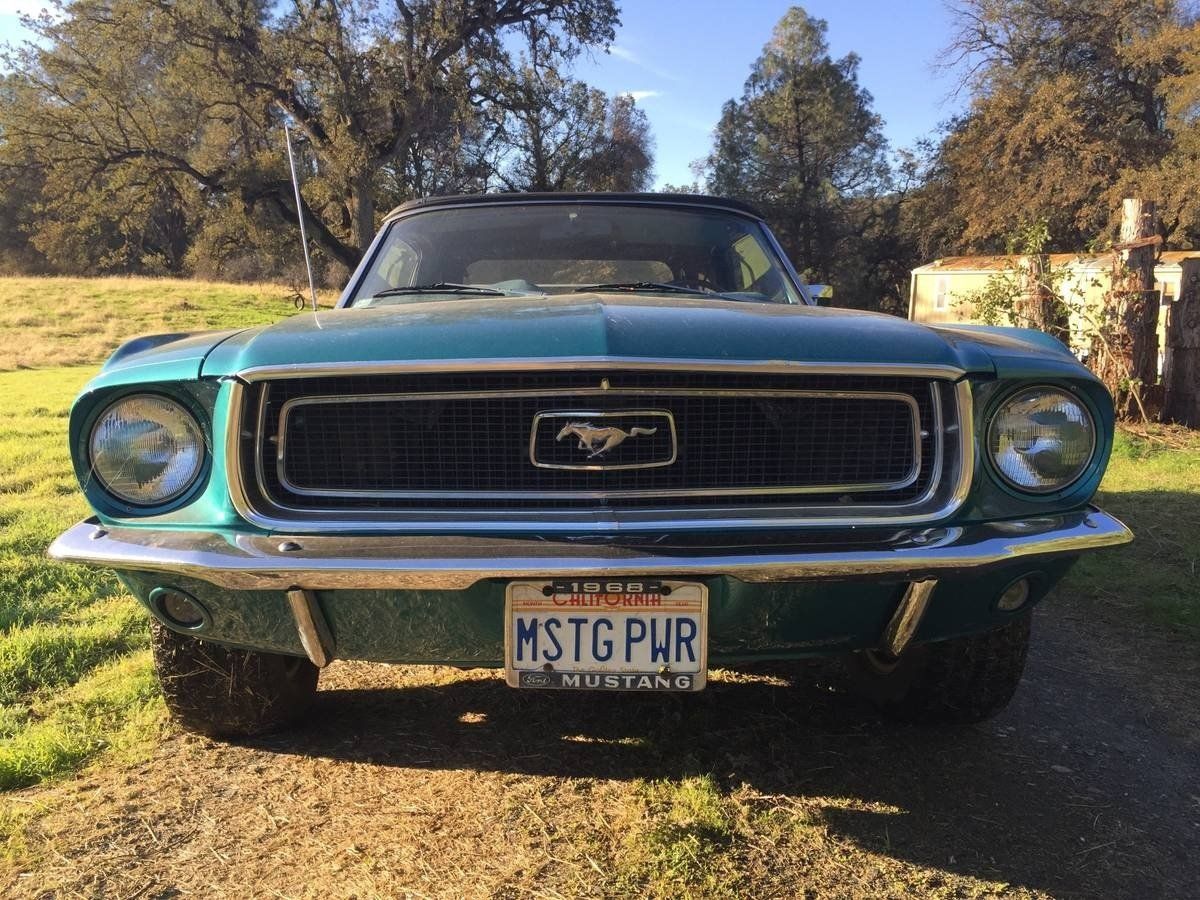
<box><xmin>48</xmin><ymin>508</ymin><xmax>1132</xmax><ymax>592</ymax></box>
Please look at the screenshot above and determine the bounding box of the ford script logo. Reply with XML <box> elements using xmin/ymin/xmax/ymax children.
<box><xmin>520</xmin><ymin>671</ymin><xmax>552</xmax><ymax>687</ymax></box>
<box><xmin>529</xmin><ymin>409</ymin><xmax>677</xmax><ymax>471</ymax></box>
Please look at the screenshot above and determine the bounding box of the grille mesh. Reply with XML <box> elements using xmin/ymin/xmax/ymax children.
<box><xmin>244</xmin><ymin>370</ymin><xmax>942</xmax><ymax>513</ymax></box>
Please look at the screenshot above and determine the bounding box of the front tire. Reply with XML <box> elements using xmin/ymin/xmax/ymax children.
<box><xmin>150</xmin><ymin>622</ymin><xmax>319</xmax><ymax>737</ymax></box>
<box><xmin>848</xmin><ymin>613</ymin><xmax>1032</xmax><ymax>724</ymax></box>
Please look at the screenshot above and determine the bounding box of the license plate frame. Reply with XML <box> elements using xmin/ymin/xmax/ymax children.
<box><xmin>504</xmin><ymin>578</ymin><xmax>708</xmax><ymax>692</ymax></box>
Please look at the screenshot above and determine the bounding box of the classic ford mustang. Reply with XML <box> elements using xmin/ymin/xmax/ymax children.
<box><xmin>50</xmin><ymin>193</ymin><xmax>1132</xmax><ymax>736</ymax></box>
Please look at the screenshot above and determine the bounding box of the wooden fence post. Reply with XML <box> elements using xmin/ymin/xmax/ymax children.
<box><xmin>1162</xmin><ymin>259</ymin><xmax>1200</xmax><ymax>427</ymax></box>
<box><xmin>1091</xmin><ymin>198</ymin><xmax>1160</xmax><ymax>419</ymax></box>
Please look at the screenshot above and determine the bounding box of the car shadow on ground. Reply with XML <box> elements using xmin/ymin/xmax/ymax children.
<box><xmin>241</xmin><ymin>627</ymin><xmax>1199</xmax><ymax>898</ymax></box>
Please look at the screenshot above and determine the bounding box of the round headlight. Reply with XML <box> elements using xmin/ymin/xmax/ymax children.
<box><xmin>987</xmin><ymin>387</ymin><xmax>1095</xmax><ymax>494</ymax></box>
<box><xmin>88</xmin><ymin>395</ymin><xmax>204</xmax><ymax>506</ymax></box>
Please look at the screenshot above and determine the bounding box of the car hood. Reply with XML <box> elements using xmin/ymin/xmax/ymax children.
<box><xmin>197</xmin><ymin>295</ymin><xmax>1084</xmax><ymax>380</ymax></box>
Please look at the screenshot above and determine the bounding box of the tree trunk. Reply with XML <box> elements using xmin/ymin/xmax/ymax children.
<box><xmin>350</xmin><ymin>172</ymin><xmax>377</xmax><ymax>255</ymax></box>
<box><xmin>1018</xmin><ymin>253</ymin><xmax>1069</xmax><ymax>342</ymax></box>
<box><xmin>1162</xmin><ymin>260</ymin><xmax>1200</xmax><ymax>426</ymax></box>
<box><xmin>1090</xmin><ymin>199</ymin><xmax>1159</xmax><ymax>420</ymax></box>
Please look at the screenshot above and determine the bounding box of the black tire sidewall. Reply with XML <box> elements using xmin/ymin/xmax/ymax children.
<box><xmin>847</xmin><ymin>613</ymin><xmax>1033</xmax><ymax>725</ymax></box>
<box><xmin>151</xmin><ymin>621</ymin><xmax>319</xmax><ymax>738</ymax></box>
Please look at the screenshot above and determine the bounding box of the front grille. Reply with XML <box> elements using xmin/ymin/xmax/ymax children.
<box><xmin>237</xmin><ymin>369</ymin><xmax>958</xmax><ymax>521</ymax></box>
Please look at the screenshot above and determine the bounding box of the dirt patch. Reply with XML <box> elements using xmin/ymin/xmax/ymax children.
<box><xmin>5</xmin><ymin>596</ymin><xmax>1199</xmax><ymax>898</ymax></box>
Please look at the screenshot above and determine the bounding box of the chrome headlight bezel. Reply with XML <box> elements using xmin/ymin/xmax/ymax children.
<box><xmin>985</xmin><ymin>385</ymin><xmax>1098</xmax><ymax>496</ymax></box>
<box><xmin>87</xmin><ymin>393</ymin><xmax>207</xmax><ymax>508</ymax></box>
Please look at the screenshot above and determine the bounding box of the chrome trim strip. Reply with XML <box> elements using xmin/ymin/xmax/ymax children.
<box><xmin>528</xmin><ymin>409</ymin><xmax>678</xmax><ymax>472</ymax></box>
<box><xmin>271</xmin><ymin>389</ymin><xmax>921</xmax><ymax>498</ymax></box>
<box><xmin>225</xmin><ymin>376</ymin><xmax>974</xmax><ymax>532</ymax></box>
<box><xmin>336</xmin><ymin>220</ymin><xmax>392</xmax><ymax>308</ymax></box>
<box><xmin>235</xmin><ymin>358</ymin><xmax>968</xmax><ymax>382</ymax></box>
<box><xmin>758</xmin><ymin>222</ymin><xmax>813</xmax><ymax>305</ymax></box>
<box><xmin>881</xmin><ymin>580</ymin><xmax>937</xmax><ymax>657</ymax></box>
<box><xmin>252</xmin><ymin>380</ymin><xmax>271</xmax><ymax>512</ymax></box>
<box><xmin>918</xmin><ymin>382</ymin><xmax>944</xmax><ymax>512</ymax></box>
<box><xmin>947</xmin><ymin>378</ymin><xmax>974</xmax><ymax>519</ymax></box>
<box><xmin>48</xmin><ymin>508</ymin><xmax>1133</xmax><ymax>592</ymax></box>
<box><xmin>273</xmin><ymin>386</ymin><xmax>926</xmax><ymax>401</ymax></box>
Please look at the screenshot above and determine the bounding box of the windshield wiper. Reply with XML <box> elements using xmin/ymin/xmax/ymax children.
<box><xmin>573</xmin><ymin>281</ymin><xmax>717</xmax><ymax>296</ymax></box>
<box><xmin>369</xmin><ymin>282</ymin><xmax>509</xmax><ymax>299</ymax></box>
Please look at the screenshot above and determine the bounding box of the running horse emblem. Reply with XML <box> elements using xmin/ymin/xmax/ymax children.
<box><xmin>556</xmin><ymin>422</ymin><xmax>658</xmax><ymax>458</ymax></box>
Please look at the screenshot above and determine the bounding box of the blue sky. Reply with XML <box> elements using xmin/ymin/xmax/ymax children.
<box><xmin>571</xmin><ymin>1</ymin><xmax>964</xmax><ymax>186</ymax></box>
<box><xmin>0</xmin><ymin>0</ymin><xmax>963</xmax><ymax>187</ymax></box>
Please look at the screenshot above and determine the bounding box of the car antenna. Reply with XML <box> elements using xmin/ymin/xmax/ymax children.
<box><xmin>284</xmin><ymin>122</ymin><xmax>320</xmax><ymax>313</ymax></box>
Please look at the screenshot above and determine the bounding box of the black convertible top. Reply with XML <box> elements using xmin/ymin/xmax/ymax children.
<box><xmin>383</xmin><ymin>192</ymin><xmax>765</xmax><ymax>221</ymax></box>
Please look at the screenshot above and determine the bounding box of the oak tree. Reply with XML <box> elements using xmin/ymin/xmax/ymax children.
<box><xmin>0</xmin><ymin>0</ymin><xmax>623</xmax><ymax>273</ymax></box>
<box><xmin>937</xmin><ymin>0</ymin><xmax>1198</xmax><ymax>250</ymax></box>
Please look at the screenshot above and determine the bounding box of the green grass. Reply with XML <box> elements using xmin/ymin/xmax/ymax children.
<box><xmin>0</xmin><ymin>273</ymin><xmax>331</xmax><ymax>782</ymax></box>
<box><xmin>0</xmin><ymin>274</ymin><xmax>322</xmax><ymax>788</ymax></box>
<box><xmin>0</xmin><ymin>367</ymin><xmax>164</xmax><ymax>789</ymax></box>
<box><xmin>616</xmin><ymin>775</ymin><xmax>742</xmax><ymax>897</ymax></box>
<box><xmin>1072</xmin><ymin>427</ymin><xmax>1200</xmax><ymax>635</ymax></box>
<box><xmin>0</xmin><ymin>273</ymin><xmax>321</xmax><ymax>788</ymax></box>
<box><xmin>0</xmin><ymin>275</ymin><xmax>333</xmax><ymax>371</ymax></box>
<box><xmin>0</xmin><ymin>653</ymin><xmax>161</xmax><ymax>791</ymax></box>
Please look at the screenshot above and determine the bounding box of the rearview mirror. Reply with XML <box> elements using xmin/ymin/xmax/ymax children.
<box><xmin>538</xmin><ymin>211</ymin><xmax>615</xmax><ymax>242</ymax></box>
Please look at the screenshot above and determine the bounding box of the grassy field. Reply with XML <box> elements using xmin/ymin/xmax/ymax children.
<box><xmin>0</xmin><ymin>276</ymin><xmax>333</xmax><ymax>371</ymax></box>
<box><xmin>0</xmin><ymin>276</ymin><xmax>1197</xmax><ymax>893</ymax></box>
<box><xmin>0</xmin><ymin>367</ymin><xmax>161</xmax><ymax>793</ymax></box>
<box><xmin>0</xmin><ymin>276</ymin><xmax>329</xmax><ymax>790</ymax></box>
<box><xmin>1074</xmin><ymin>427</ymin><xmax>1200</xmax><ymax>633</ymax></box>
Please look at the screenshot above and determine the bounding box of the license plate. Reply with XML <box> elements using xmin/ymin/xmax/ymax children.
<box><xmin>504</xmin><ymin>579</ymin><xmax>708</xmax><ymax>691</ymax></box>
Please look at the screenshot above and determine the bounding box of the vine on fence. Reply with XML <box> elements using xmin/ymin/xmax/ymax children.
<box><xmin>953</xmin><ymin>220</ymin><xmax>1153</xmax><ymax>423</ymax></box>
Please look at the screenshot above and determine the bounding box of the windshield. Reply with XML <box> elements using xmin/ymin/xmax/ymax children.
<box><xmin>346</xmin><ymin>202</ymin><xmax>803</xmax><ymax>307</ymax></box>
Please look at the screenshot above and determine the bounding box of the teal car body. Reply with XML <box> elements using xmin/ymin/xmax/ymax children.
<box><xmin>51</xmin><ymin>193</ymin><xmax>1132</xmax><ymax>682</ymax></box>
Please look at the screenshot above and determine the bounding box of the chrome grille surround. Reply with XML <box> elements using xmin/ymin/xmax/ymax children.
<box><xmin>225</xmin><ymin>359</ymin><xmax>974</xmax><ymax>533</ymax></box>
<box><xmin>271</xmin><ymin>387</ymin><xmax>924</xmax><ymax>499</ymax></box>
